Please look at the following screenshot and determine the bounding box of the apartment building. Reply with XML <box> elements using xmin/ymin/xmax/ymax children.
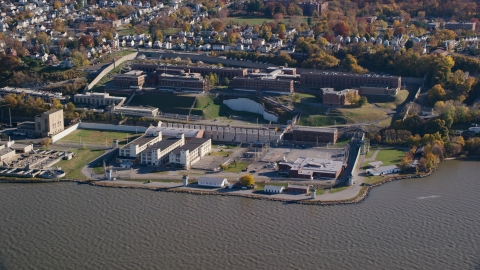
<box><xmin>445</xmin><ymin>22</ymin><xmax>476</xmax><ymax>31</ymax></box>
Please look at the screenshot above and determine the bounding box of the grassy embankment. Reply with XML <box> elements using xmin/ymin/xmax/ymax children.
<box><xmin>363</xmin><ymin>148</ymin><xmax>408</xmax><ymax>184</ymax></box>
<box><xmin>222</xmin><ymin>161</ymin><xmax>250</xmax><ymax>173</ymax></box>
<box><xmin>59</xmin><ymin>129</ymin><xmax>141</xmax><ymax>146</ymax></box>
<box><xmin>370</xmin><ymin>90</ymin><xmax>409</xmax><ymax>110</ymax></box>
<box><xmin>56</xmin><ymin>149</ymin><xmax>105</xmax><ymax>180</ymax></box>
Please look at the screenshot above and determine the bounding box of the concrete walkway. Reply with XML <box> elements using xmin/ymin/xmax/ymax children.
<box><xmin>364</xmin><ymin>149</ymin><xmax>381</xmax><ymax>162</ymax></box>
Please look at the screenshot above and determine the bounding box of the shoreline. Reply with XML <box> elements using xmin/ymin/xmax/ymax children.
<box><xmin>0</xmin><ymin>167</ymin><xmax>438</xmax><ymax>206</ymax></box>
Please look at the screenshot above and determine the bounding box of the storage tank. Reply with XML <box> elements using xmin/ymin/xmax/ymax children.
<box><xmin>106</xmin><ymin>169</ymin><xmax>112</xmax><ymax>180</ymax></box>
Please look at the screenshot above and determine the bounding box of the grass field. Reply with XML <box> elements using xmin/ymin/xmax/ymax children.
<box><xmin>337</xmin><ymin>105</ymin><xmax>387</xmax><ymax>124</ymax></box>
<box><xmin>373</xmin><ymin>90</ymin><xmax>410</xmax><ymax>110</ymax></box>
<box><xmin>375</xmin><ymin>149</ymin><xmax>406</xmax><ymax>166</ymax></box>
<box><xmin>59</xmin><ymin>129</ymin><xmax>141</xmax><ymax>146</ymax></box>
<box><xmin>316</xmin><ymin>189</ymin><xmax>325</xmax><ymax>195</ymax></box>
<box><xmin>364</xmin><ymin>175</ymin><xmax>385</xmax><ymax>185</ymax></box>
<box><xmin>329</xmin><ymin>186</ymin><xmax>349</xmax><ymax>193</ymax></box>
<box><xmin>130</xmin><ymin>93</ymin><xmax>196</xmax><ymax>115</ymax></box>
<box><xmin>56</xmin><ymin>149</ymin><xmax>105</xmax><ymax>180</ymax></box>
<box><xmin>223</xmin><ymin>161</ymin><xmax>250</xmax><ymax>173</ymax></box>
<box><xmin>229</xmin><ymin>17</ymin><xmax>273</xmax><ymax>25</ymax></box>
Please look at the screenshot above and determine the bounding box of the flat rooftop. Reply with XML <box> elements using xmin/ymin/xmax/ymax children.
<box><xmin>146</xmin><ymin>126</ymin><xmax>201</xmax><ymax>138</ymax></box>
<box><xmin>144</xmin><ymin>136</ymin><xmax>181</xmax><ymax>151</ymax></box>
<box><xmin>292</xmin><ymin>126</ymin><xmax>337</xmax><ymax>133</ymax></box>
<box><xmin>121</xmin><ymin>134</ymin><xmax>158</xmax><ymax>148</ymax></box>
<box><xmin>171</xmin><ymin>138</ymin><xmax>209</xmax><ymax>154</ymax></box>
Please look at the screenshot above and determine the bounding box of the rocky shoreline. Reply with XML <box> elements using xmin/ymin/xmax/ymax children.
<box><xmin>0</xmin><ymin>169</ymin><xmax>436</xmax><ymax>206</ymax></box>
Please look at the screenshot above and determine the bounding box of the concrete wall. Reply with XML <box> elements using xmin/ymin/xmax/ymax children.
<box><xmin>87</xmin><ymin>52</ymin><xmax>138</xmax><ymax>91</ymax></box>
<box><xmin>223</xmin><ymin>98</ymin><xmax>279</xmax><ymax>123</ymax></box>
<box><xmin>51</xmin><ymin>123</ymin><xmax>80</xmax><ymax>143</ymax></box>
<box><xmin>78</xmin><ymin>122</ymin><xmax>148</xmax><ymax>133</ymax></box>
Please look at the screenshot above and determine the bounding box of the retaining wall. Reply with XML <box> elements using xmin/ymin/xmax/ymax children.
<box><xmin>223</xmin><ymin>98</ymin><xmax>279</xmax><ymax>123</ymax></box>
<box><xmin>78</xmin><ymin>123</ymin><xmax>148</xmax><ymax>133</ymax></box>
<box><xmin>51</xmin><ymin>123</ymin><xmax>80</xmax><ymax>143</ymax></box>
<box><xmin>87</xmin><ymin>52</ymin><xmax>138</xmax><ymax>91</ymax></box>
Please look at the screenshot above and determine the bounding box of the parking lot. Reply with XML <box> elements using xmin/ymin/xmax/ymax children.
<box><xmin>262</xmin><ymin>147</ymin><xmax>346</xmax><ymax>163</ymax></box>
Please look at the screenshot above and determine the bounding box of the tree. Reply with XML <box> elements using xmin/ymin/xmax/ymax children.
<box><xmin>427</xmin><ymin>84</ymin><xmax>446</xmax><ymax>105</ymax></box>
<box><xmin>222</xmin><ymin>77</ymin><xmax>230</xmax><ymax>86</ymax></box>
<box><xmin>41</xmin><ymin>137</ymin><xmax>52</xmax><ymax>148</ymax></box>
<box><xmin>211</xmin><ymin>20</ymin><xmax>226</xmax><ymax>32</ymax></box>
<box><xmin>358</xmin><ymin>96</ymin><xmax>368</xmax><ymax>107</ymax></box>
<box><xmin>332</xmin><ymin>22</ymin><xmax>350</xmax><ymax>36</ymax></box>
<box><xmin>79</xmin><ymin>35</ymin><xmax>94</xmax><ymax>47</ymax></box>
<box><xmin>240</xmin><ymin>174</ymin><xmax>255</xmax><ymax>186</ymax></box>
<box><xmin>53</xmin><ymin>1</ymin><xmax>62</xmax><ymax>9</ymax></box>
<box><xmin>345</xmin><ymin>91</ymin><xmax>359</xmax><ymax>105</ymax></box>
<box><xmin>66</xmin><ymin>102</ymin><xmax>75</xmax><ymax>113</ymax></box>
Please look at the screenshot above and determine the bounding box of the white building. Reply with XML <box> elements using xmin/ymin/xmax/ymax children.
<box><xmin>118</xmin><ymin>132</ymin><xmax>163</xmax><ymax>159</ymax></box>
<box><xmin>140</xmin><ymin>134</ymin><xmax>185</xmax><ymax>165</ymax></box>
<box><xmin>366</xmin><ymin>165</ymin><xmax>400</xmax><ymax>176</ymax></box>
<box><xmin>197</xmin><ymin>176</ymin><xmax>229</xmax><ymax>188</ymax></box>
<box><xmin>169</xmin><ymin>138</ymin><xmax>211</xmax><ymax>169</ymax></box>
<box><xmin>0</xmin><ymin>87</ymin><xmax>64</xmax><ymax>102</ymax></box>
<box><xmin>264</xmin><ymin>185</ymin><xmax>284</xmax><ymax>193</ymax></box>
<box><xmin>112</xmin><ymin>105</ymin><xmax>159</xmax><ymax>117</ymax></box>
<box><xmin>74</xmin><ymin>92</ymin><xmax>126</xmax><ymax>106</ymax></box>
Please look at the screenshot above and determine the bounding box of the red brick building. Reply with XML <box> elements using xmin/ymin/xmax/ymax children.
<box><xmin>158</xmin><ymin>73</ymin><xmax>210</xmax><ymax>93</ymax></box>
<box><xmin>300</xmin><ymin>71</ymin><xmax>401</xmax><ymax>92</ymax></box>
<box><xmin>230</xmin><ymin>76</ymin><xmax>294</xmax><ymax>94</ymax></box>
<box><xmin>322</xmin><ymin>88</ymin><xmax>358</xmax><ymax>106</ymax></box>
<box><xmin>113</xmin><ymin>70</ymin><xmax>145</xmax><ymax>89</ymax></box>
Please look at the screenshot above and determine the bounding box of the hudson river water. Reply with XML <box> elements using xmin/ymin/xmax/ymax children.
<box><xmin>0</xmin><ymin>160</ymin><xmax>479</xmax><ymax>269</ymax></box>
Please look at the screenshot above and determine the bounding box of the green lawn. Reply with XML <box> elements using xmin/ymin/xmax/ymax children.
<box><xmin>316</xmin><ymin>189</ymin><xmax>325</xmax><ymax>195</ymax></box>
<box><xmin>130</xmin><ymin>93</ymin><xmax>196</xmax><ymax>115</ymax></box>
<box><xmin>254</xmin><ymin>182</ymin><xmax>287</xmax><ymax>191</ymax></box>
<box><xmin>299</xmin><ymin>115</ymin><xmax>345</xmax><ymax>126</ymax></box>
<box><xmin>329</xmin><ymin>186</ymin><xmax>349</xmax><ymax>193</ymax></box>
<box><xmin>229</xmin><ymin>17</ymin><xmax>273</xmax><ymax>25</ymax></box>
<box><xmin>364</xmin><ymin>175</ymin><xmax>385</xmax><ymax>185</ymax></box>
<box><xmin>365</xmin><ymin>146</ymin><xmax>379</xmax><ymax>158</ymax></box>
<box><xmin>56</xmin><ymin>149</ymin><xmax>105</xmax><ymax>180</ymax></box>
<box><xmin>375</xmin><ymin>149</ymin><xmax>406</xmax><ymax>166</ymax></box>
<box><xmin>222</xmin><ymin>161</ymin><xmax>250</xmax><ymax>173</ymax></box>
<box><xmin>374</xmin><ymin>90</ymin><xmax>410</xmax><ymax>110</ymax></box>
<box><xmin>337</xmin><ymin>105</ymin><xmax>387</xmax><ymax>124</ymax></box>
<box><xmin>59</xmin><ymin>129</ymin><xmax>141</xmax><ymax>146</ymax></box>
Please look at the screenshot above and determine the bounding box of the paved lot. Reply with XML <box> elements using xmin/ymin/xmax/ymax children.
<box><xmin>262</xmin><ymin>147</ymin><xmax>346</xmax><ymax>163</ymax></box>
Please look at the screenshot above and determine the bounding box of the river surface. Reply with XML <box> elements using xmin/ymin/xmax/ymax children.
<box><xmin>0</xmin><ymin>160</ymin><xmax>479</xmax><ymax>270</ymax></box>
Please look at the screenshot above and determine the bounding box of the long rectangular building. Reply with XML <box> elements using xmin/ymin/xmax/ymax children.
<box><xmin>74</xmin><ymin>92</ymin><xmax>126</xmax><ymax>106</ymax></box>
<box><xmin>284</xmin><ymin>127</ymin><xmax>338</xmax><ymax>144</ymax></box>
<box><xmin>131</xmin><ymin>63</ymin><xmax>248</xmax><ymax>80</ymax></box>
<box><xmin>0</xmin><ymin>87</ymin><xmax>65</xmax><ymax>102</ymax></box>
<box><xmin>231</xmin><ymin>76</ymin><xmax>294</xmax><ymax>94</ymax></box>
<box><xmin>158</xmin><ymin>73</ymin><xmax>209</xmax><ymax>93</ymax></box>
<box><xmin>300</xmin><ymin>71</ymin><xmax>401</xmax><ymax>92</ymax></box>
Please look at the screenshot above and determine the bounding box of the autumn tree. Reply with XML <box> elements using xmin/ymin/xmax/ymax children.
<box><xmin>79</xmin><ymin>35</ymin><xmax>94</xmax><ymax>47</ymax></box>
<box><xmin>332</xmin><ymin>22</ymin><xmax>350</xmax><ymax>36</ymax></box>
<box><xmin>427</xmin><ymin>84</ymin><xmax>446</xmax><ymax>105</ymax></box>
<box><xmin>240</xmin><ymin>174</ymin><xmax>255</xmax><ymax>186</ymax></box>
<box><xmin>211</xmin><ymin>19</ymin><xmax>226</xmax><ymax>32</ymax></box>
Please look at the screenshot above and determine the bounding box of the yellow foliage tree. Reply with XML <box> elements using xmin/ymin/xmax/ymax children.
<box><xmin>240</xmin><ymin>174</ymin><xmax>255</xmax><ymax>186</ymax></box>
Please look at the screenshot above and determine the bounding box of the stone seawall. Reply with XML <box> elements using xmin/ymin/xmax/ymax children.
<box><xmin>0</xmin><ymin>169</ymin><xmax>436</xmax><ymax>206</ymax></box>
